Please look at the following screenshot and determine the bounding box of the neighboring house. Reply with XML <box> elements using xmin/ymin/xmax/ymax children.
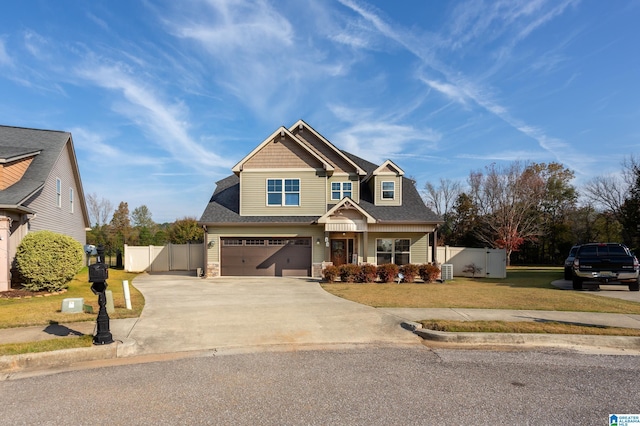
<box><xmin>199</xmin><ymin>120</ymin><xmax>442</xmax><ymax>278</ymax></box>
<box><xmin>0</xmin><ymin>125</ymin><xmax>90</xmax><ymax>291</ymax></box>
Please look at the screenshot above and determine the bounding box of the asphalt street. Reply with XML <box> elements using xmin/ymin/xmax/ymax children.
<box><xmin>1</xmin><ymin>345</ymin><xmax>637</xmax><ymax>425</ymax></box>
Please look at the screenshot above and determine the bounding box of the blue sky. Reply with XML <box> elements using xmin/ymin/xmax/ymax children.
<box><xmin>1</xmin><ymin>0</ymin><xmax>639</xmax><ymax>223</ymax></box>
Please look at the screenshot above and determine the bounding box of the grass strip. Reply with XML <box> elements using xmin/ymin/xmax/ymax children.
<box><xmin>0</xmin><ymin>335</ymin><xmax>94</xmax><ymax>356</ymax></box>
<box><xmin>420</xmin><ymin>320</ymin><xmax>640</xmax><ymax>336</ymax></box>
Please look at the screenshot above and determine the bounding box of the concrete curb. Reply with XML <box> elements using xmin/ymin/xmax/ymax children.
<box><xmin>405</xmin><ymin>321</ymin><xmax>640</xmax><ymax>350</ymax></box>
<box><xmin>0</xmin><ymin>339</ymin><xmax>138</xmax><ymax>374</ymax></box>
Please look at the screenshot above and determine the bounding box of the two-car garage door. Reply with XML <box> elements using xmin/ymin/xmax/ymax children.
<box><xmin>220</xmin><ymin>237</ymin><xmax>311</xmax><ymax>276</ymax></box>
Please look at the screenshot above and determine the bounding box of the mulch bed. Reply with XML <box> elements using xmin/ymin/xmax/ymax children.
<box><xmin>0</xmin><ymin>288</ymin><xmax>67</xmax><ymax>299</ymax></box>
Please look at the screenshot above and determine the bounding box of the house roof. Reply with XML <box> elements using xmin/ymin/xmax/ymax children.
<box><xmin>0</xmin><ymin>125</ymin><xmax>90</xmax><ymax>226</ymax></box>
<box><xmin>199</xmin><ymin>150</ymin><xmax>443</xmax><ymax>226</ymax></box>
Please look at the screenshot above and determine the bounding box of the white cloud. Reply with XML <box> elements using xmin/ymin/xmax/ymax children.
<box><xmin>74</xmin><ymin>61</ymin><xmax>232</xmax><ymax>173</ymax></box>
<box><xmin>0</xmin><ymin>37</ymin><xmax>12</xmax><ymax>66</ymax></box>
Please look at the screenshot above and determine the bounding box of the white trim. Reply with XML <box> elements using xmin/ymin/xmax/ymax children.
<box><xmin>381</xmin><ymin>181</ymin><xmax>395</xmax><ymax>200</ymax></box>
<box><xmin>56</xmin><ymin>177</ymin><xmax>62</xmax><ymax>208</ymax></box>
<box><xmin>266</xmin><ymin>178</ymin><xmax>301</xmax><ymax>207</ymax></box>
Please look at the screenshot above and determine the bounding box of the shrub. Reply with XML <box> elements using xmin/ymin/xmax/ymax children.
<box><xmin>377</xmin><ymin>263</ymin><xmax>399</xmax><ymax>283</ymax></box>
<box><xmin>419</xmin><ymin>264</ymin><xmax>441</xmax><ymax>283</ymax></box>
<box><xmin>14</xmin><ymin>231</ymin><xmax>84</xmax><ymax>292</ymax></box>
<box><xmin>463</xmin><ymin>263</ymin><xmax>483</xmax><ymax>278</ymax></box>
<box><xmin>358</xmin><ymin>263</ymin><xmax>378</xmax><ymax>283</ymax></box>
<box><xmin>322</xmin><ymin>265</ymin><xmax>339</xmax><ymax>282</ymax></box>
<box><xmin>400</xmin><ymin>264</ymin><xmax>419</xmax><ymax>283</ymax></box>
<box><xmin>339</xmin><ymin>264</ymin><xmax>361</xmax><ymax>283</ymax></box>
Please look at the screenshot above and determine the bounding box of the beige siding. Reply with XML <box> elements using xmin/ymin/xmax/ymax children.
<box><xmin>207</xmin><ymin>225</ymin><xmax>325</xmax><ymax>264</ymax></box>
<box><xmin>243</xmin><ymin>138</ymin><xmax>323</xmax><ymax>169</ymax></box>
<box><xmin>365</xmin><ymin>232</ymin><xmax>429</xmax><ymax>265</ymax></box>
<box><xmin>374</xmin><ymin>175</ymin><xmax>402</xmax><ymax>206</ymax></box>
<box><xmin>23</xmin><ymin>141</ymin><xmax>86</xmax><ymax>245</ymax></box>
<box><xmin>327</xmin><ymin>174</ymin><xmax>360</xmax><ymax>204</ymax></box>
<box><xmin>240</xmin><ymin>170</ymin><xmax>327</xmax><ymax>216</ymax></box>
<box><xmin>0</xmin><ymin>156</ymin><xmax>34</xmax><ymax>190</ymax></box>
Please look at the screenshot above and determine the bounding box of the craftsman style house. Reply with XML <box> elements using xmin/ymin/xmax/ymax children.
<box><xmin>0</xmin><ymin>125</ymin><xmax>90</xmax><ymax>291</ymax></box>
<box><xmin>199</xmin><ymin>120</ymin><xmax>442</xmax><ymax>278</ymax></box>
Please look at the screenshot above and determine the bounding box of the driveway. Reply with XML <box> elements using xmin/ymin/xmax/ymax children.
<box><xmin>126</xmin><ymin>273</ymin><xmax>420</xmax><ymax>355</ymax></box>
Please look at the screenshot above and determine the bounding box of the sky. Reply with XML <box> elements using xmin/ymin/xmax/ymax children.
<box><xmin>1</xmin><ymin>0</ymin><xmax>639</xmax><ymax>223</ymax></box>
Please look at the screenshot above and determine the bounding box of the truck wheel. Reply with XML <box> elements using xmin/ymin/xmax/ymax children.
<box><xmin>572</xmin><ymin>277</ymin><xmax>583</xmax><ymax>290</ymax></box>
<box><xmin>630</xmin><ymin>281</ymin><xmax>640</xmax><ymax>292</ymax></box>
<box><xmin>564</xmin><ymin>267</ymin><xmax>572</xmax><ymax>280</ymax></box>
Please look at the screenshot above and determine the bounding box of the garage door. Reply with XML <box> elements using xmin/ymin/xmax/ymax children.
<box><xmin>221</xmin><ymin>238</ymin><xmax>311</xmax><ymax>277</ymax></box>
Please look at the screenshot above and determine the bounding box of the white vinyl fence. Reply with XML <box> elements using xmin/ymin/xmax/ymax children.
<box><xmin>436</xmin><ymin>246</ymin><xmax>507</xmax><ymax>278</ymax></box>
<box><xmin>124</xmin><ymin>243</ymin><xmax>204</xmax><ymax>273</ymax></box>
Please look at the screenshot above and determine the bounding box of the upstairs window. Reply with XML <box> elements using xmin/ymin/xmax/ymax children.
<box><xmin>331</xmin><ymin>182</ymin><xmax>352</xmax><ymax>200</ymax></box>
<box><xmin>382</xmin><ymin>181</ymin><xmax>395</xmax><ymax>199</ymax></box>
<box><xmin>56</xmin><ymin>178</ymin><xmax>62</xmax><ymax>208</ymax></box>
<box><xmin>69</xmin><ymin>188</ymin><xmax>74</xmax><ymax>213</ymax></box>
<box><xmin>267</xmin><ymin>178</ymin><xmax>300</xmax><ymax>206</ymax></box>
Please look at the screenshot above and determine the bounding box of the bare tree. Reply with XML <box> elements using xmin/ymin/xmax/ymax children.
<box><xmin>468</xmin><ymin>162</ymin><xmax>546</xmax><ymax>265</ymax></box>
<box><xmin>423</xmin><ymin>178</ymin><xmax>462</xmax><ymax>216</ymax></box>
<box><xmin>86</xmin><ymin>193</ymin><xmax>113</xmax><ymax>227</ymax></box>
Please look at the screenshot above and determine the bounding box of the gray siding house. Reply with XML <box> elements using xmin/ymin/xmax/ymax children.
<box><xmin>0</xmin><ymin>125</ymin><xmax>90</xmax><ymax>291</ymax></box>
<box><xmin>199</xmin><ymin>120</ymin><xmax>442</xmax><ymax>278</ymax></box>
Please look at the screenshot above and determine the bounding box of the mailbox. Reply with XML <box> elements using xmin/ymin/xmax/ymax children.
<box><xmin>89</xmin><ymin>263</ymin><xmax>109</xmax><ymax>282</ymax></box>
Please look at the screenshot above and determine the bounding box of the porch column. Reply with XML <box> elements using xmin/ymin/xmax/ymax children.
<box><xmin>432</xmin><ymin>229</ymin><xmax>438</xmax><ymax>264</ymax></box>
<box><xmin>362</xmin><ymin>231</ymin><xmax>368</xmax><ymax>264</ymax></box>
<box><xmin>324</xmin><ymin>231</ymin><xmax>331</xmax><ymax>262</ymax></box>
<box><xmin>0</xmin><ymin>217</ymin><xmax>11</xmax><ymax>291</ymax></box>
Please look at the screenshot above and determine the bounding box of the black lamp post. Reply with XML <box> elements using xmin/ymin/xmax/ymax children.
<box><xmin>88</xmin><ymin>245</ymin><xmax>114</xmax><ymax>345</ymax></box>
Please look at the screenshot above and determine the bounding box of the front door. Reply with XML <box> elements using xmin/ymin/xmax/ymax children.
<box><xmin>331</xmin><ymin>239</ymin><xmax>354</xmax><ymax>267</ymax></box>
<box><xmin>331</xmin><ymin>239</ymin><xmax>347</xmax><ymax>266</ymax></box>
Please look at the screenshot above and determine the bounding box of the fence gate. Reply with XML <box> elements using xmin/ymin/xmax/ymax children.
<box><xmin>124</xmin><ymin>243</ymin><xmax>204</xmax><ymax>273</ymax></box>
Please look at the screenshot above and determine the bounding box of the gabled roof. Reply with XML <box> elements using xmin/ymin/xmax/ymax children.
<box><xmin>317</xmin><ymin>197</ymin><xmax>376</xmax><ymax>224</ymax></box>
<box><xmin>231</xmin><ymin>126</ymin><xmax>334</xmax><ymax>175</ymax></box>
<box><xmin>289</xmin><ymin>120</ymin><xmax>366</xmax><ymax>176</ymax></box>
<box><xmin>0</xmin><ymin>125</ymin><xmax>90</xmax><ymax>227</ymax></box>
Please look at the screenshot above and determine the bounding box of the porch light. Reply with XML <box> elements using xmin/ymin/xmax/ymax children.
<box><xmin>316</xmin><ymin>238</ymin><xmax>321</xmax><ymax>245</ymax></box>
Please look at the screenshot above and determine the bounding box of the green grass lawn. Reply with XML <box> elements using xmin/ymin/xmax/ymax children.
<box><xmin>321</xmin><ymin>267</ymin><xmax>640</xmax><ymax>314</ymax></box>
<box><xmin>0</xmin><ymin>267</ymin><xmax>143</xmax><ymax>329</ymax></box>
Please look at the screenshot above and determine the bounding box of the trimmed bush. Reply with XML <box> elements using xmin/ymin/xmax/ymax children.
<box><xmin>339</xmin><ymin>264</ymin><xmax>360</xmax><ymax>283</ymax></box>
<box><xmin>377</xmin><ymin>263</ymin><xmax>399</xmax><ymax>283</ymax></box>
<box><xmin>358</xmin><ymin>263</ymin><xmax>378</xmax><ymax>283</ymax></box>
<box><xmin>14</xmin><ymin>231</ymin><xmax>84</xmax><ymax>292</ymax></box>
<box><xmin>322</xmin><ymin>265</ymin><xmax>339</xmax><ymax>282</ymax></box>
<box><xmin>400</xmin><ymin>264</ymin><xmax>419</xmax><ymax>283</ymax></box>
<box><xmin>419</xmin><ymin>263</ymin><xmax>441</xmax><ymax>283</ymax></box>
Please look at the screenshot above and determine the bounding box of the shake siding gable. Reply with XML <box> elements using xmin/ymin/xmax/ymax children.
<box><xmin>0</xmin><ymin>156</ymin><xmax>34</xmax><ymax>190</ymax></box>
<box><xmin>243</xmin><ymin>138</ymin><xmax>323</xmax><ymax>169</ymax></box>
<box><xmin>23</xmin><ymin>141</ymin><xmax>86</xmax><ymax>244</ymax></box>
<box><xmin>240</xmin><ymin>170</ymin><xmax>326</xmax><ymax>216</ymax></box>
<box><xmin>293</xmin><ymin>130</ymin><xmax>356</xmax><ymax>174</ymax></box>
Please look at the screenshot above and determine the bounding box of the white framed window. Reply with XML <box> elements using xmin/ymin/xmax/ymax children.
<box><xmin>267</xmin><ymin>178</ymin><xmax>300</xmax><ymax>206</ymax></box>
<box><xmin>56</xmin><ymin>178</ymin><xmax>62</xmax><ymax>208</ymax></box>
<box><xmin>331</xmin><ymin>182</ymin><xmax>353</xmax><ymax>200</ymax></box>
<box><xmin>376</xmin><ymin>238</ymin><xmax>410</xmax><ymax>265</ymax></box>
<box><xmin>382</xmin><ymin>181</ymin><xmax>395</xmax><ymax>199</ymax></box>
<box><xmin>69</xmin><ymin>188</ymin><xmax>74</xmax><ymax>213</ymax></box>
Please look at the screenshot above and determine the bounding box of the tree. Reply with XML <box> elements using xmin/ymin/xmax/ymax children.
<box><xmin>423</xmin><ymin>178</ymin><xmax>462</xmax><ymax>217</ymax></box>
<box><xmin>86</xmin><ymin>193</ymin><xmax>113</xmax><ymax>227</ymax></box>
<box><xmin>168</xmin><ymin>217</ymin><xmax>204</xmax><ymax>244</ymax></box>
<box><xmin>110</xmin><ymin>201</ymin><xmax>132</xmax><ymax>250</ymax></box>
<box><xmin>468</xmin><ymin>162</ymin><xmax>546</xmax><ymax>265</ymax></box>
<box><xmin>447</xmin><ymin>193</ymin><xmax>482</xmax><ymax>247</ymax></box>
<box><xmin>131</xmin><ymin>205</ymin><xmax>155</xmax><ymax>229</ymax></box>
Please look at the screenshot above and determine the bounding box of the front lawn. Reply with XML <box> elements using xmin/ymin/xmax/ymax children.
<box><xmin>321</xmin><ymin>267</ymin><xmax>640</xmax><ymax>314</ymax></box>
<box><xmin>0</xmin><ymin>268</ymin><xmax>143</xmax><ymax>329</ymax></box>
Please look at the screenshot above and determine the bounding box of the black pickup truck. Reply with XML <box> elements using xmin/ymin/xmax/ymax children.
<box><xmin>571</xmin><ymin>243</ymin><xmax>640</xmax><ymax>291</ymax></box>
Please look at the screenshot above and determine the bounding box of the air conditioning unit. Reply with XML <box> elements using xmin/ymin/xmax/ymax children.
<box><xmin>441</xmin><ymin>264</ymin><xmax>454</xmax><ymax>281</ymax></box>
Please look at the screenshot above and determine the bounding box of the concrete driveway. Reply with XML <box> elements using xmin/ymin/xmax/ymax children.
<box><xmin>126</xmin><ymin>273</ymin><xmax>420</xmax><ymax>355</ymax></box>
